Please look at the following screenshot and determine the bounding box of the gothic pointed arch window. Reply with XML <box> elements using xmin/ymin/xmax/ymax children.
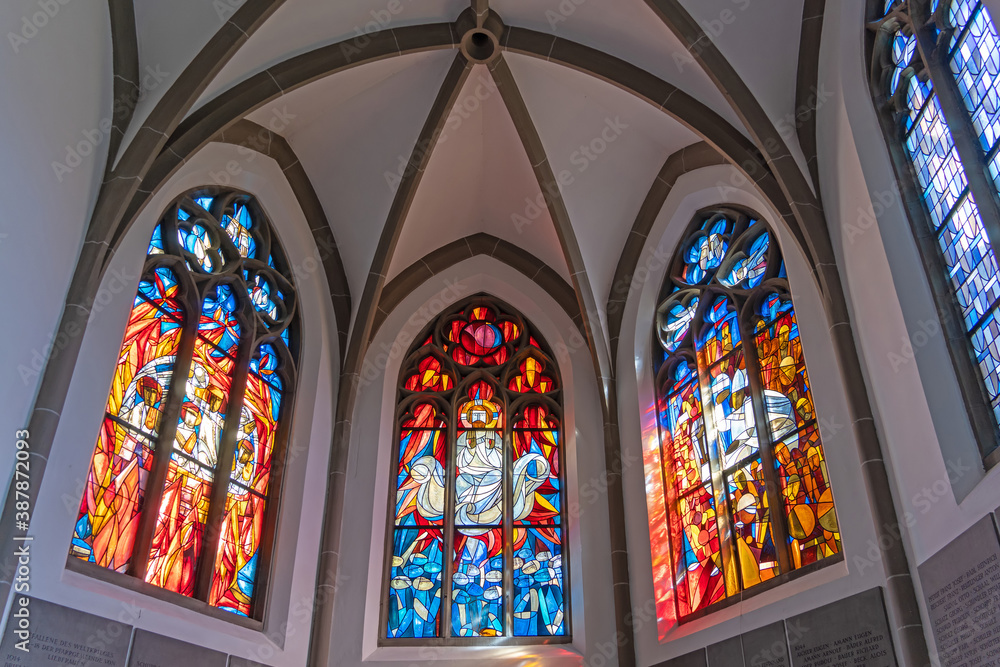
<box><xmin>869</xmin><ymin>0</ymin><xmax>1000</xmax><ymax>465</ymax></box>
<box><xmin>651</xmin><ymin>208</ymin><xmax>842</xmax><ymax>621</ymax></box>
<box><xmin>69</xmin><ymin>190</ymin><xmax>298</xmax><ymax>621</ymax></box>
<box><xmin>382</xmin><ymin>297</ymin><xmax>568</xmax><ymax>643</ymax></box>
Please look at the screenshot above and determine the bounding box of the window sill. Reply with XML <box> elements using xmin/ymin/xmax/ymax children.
<box><xmin>367</xmin><ymin>641</ymin><xmax>581</xmax><ymax>664</ymax></box>
<box><xmin>677</xmin><ymin>551</ymin><xmax>846</xmax><ymax>625</ymax></box>
<box><xmin>64</xmin><ymin>556</ymin><xmax>264</xmax><ymax>632</ymax></box>
<box><xmin>379</xmin><ymin>635</ymin><xmax>573</xmax><ymax>648</ymax></box>
<box><xmin>984</xmin><ymin>445</ymin><xmax>1000</xmax><ymax>471</ymax></box>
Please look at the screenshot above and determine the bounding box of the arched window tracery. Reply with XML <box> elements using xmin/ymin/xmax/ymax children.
<box><xmin>870</xmin><ymin>0</ymin><xmax>1000</xmax><ymax>464</ymax></box>
<box><xmin>651</xmin><ymin>208</ymin><xmax>842</xmax><ymax>620</ymax></box>
<box><xmin>70</xmin><ymin>190</ymin><xmax>297</xmax><ymax>620</ymax></box>
<box><xmin>383</xmin><ymin>298</ymin><xmax>568</xmax><ymax>643</ymax></box>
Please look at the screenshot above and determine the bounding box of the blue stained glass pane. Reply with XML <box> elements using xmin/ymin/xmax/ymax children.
<box><xmin>720</xmin><ymin>232</ymin><xmax>769</xmax><ymax>289</ymax></box>
<box><xmin>905</xmin><ymin>86</ymin><xmax>968</xmax><ymax>227</ymax></box>
<box><xmin>148</xmin><ymin>223</ymin><xmax>165</xmax><ymax>255</ymax></box>
<box><xmin>452</xmin><ymin>529</ymin><xmax>504</xmax><ymax>637</ymax></box>
<box><xmin>972</xmin><ymin>305</ymin><xmax>1000</xmax><ymax>410</ymax></box>
<box><xmin>949</xmin><ymin>2</ymin><xmax>1000</xmax><ymax>155</ymax></box>
<box><xmin>251</xmin><ymin>344</ymin><xmax>284</xmax><ymax>392</ymax></box>
<box><xmin>938</xmin><ymin>195</ymin><xmax>1000</xmax><ymax>329</ymax></box>
<box><xmin>195</xmin><ymin>197</ymin><xmax>214</xmax><ymax>212</ymax></box>
<box><xmin>178</xmin><ymin>224</ymin><xmax>218</xmax><ymax>272</ymax></box>
<box><xmin>248</xmin><ymin>273</ymin><xmax>280</xmax><ymax>319</ymax></box>
<box><xmin>659</xmin><ymin>298</ymin><xmax>698</xmax><ymax>352</ymax></box>
<box><xmin>387</xmin><ymin>528</ymin><xmax>443</xmax><ymax>638</ymax></box>
<box><xmin>890</xmin><ymin>32</ymin><xmax>917</xmax><ymax>95</ymax></box>
<box><xmin>697</xmin><ymin>296</ymin><xmax>742</xmax><ymax>355</ymax></box>
<box><xmin>892</xmin><ymin>11</ymin><xmax>1000</xmax><ymax>432</ymax></box>
<box><xmin>513</xmin><ymin>528</ymin><xmax>565</xmax><ymax>637</ymax></box>
<box><xmin>200</xmin><ymin>284</ymin><xmax>241</xmax><ymax>355</ymax></box>
<box><xmin>223</xmin><ymin>203</ymin><xmax>257</xmax><ymax>259</ymax></box>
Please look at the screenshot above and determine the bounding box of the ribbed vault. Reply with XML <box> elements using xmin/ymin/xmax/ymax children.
<box><xmin>1</xmin><ymin>1</ymin><xmax>933</xmax><ymax>666</ymax></box>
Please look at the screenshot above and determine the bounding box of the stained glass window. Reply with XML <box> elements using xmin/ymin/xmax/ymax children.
<box><xmin>71</xmin><ymin>190</ymin><xmax>298</xmax><ymax>620</ymax></box>
<box><xmin>384</xmin><ymin>298</ymin><xmax>568</xmax><ymax>642</ymax></box>
<box><xmin>649</xmin><ymin>209</ymin><xmax>842</xmax><ymax>622</ymax></box>
<box><xmin>870</xmin><ymin>1</ymin><xmax>1000</xmax><ymax>461</ymax></box>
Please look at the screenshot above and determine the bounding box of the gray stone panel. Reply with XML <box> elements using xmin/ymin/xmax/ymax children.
<box><xmin>742</xmin><ymin>622</ymin><xmax>790</xmax><ymax>667</ymax></box>
<box><xmin>227</xmin><ymin>659</ymin><xmax>270</xmax><ymax>667</ymax></box>
<box><xmin>128</xmin><ymin>630</ymin><xmax>226</xmax><ymax>667</ymax></box>
<box><xmin>0</xmin><ymin>596</ymin><xmax>131</xmax><ymax>666</ymax></box>
<box><xmin>707</xmin><ymin>636</ymin><xmax>742</xmax><ymax>665</ymax></box>
<box><xmin>787</xmin><ymin>588</ymin><xmax>897</xmax><ymax>666</ymax></box>
<box><xmin>919</xmin><ymin>515</ymin><xmax>1000</xmax><ymax>666</ymax></box>
<box><xmin>657</xmin><ymin>648</ymin><xmax>708</xmax><ymax>667</ymax></box>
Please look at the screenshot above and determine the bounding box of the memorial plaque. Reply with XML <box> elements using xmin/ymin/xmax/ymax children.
<box><xmin>919</xmin><ymin>515</ymin><xmax>1000</xmax><ymax>667</ymax></box>
<box><xmin>656</xmin><ymin>648</ymin><xmax>708</xmax><ymax>667</ymax></box>
<box><xmin>742</xmin><ymin>622</ymin><xmax>790</xmax><ymax>667</ymax></box>
<box><xmin>128</xmin><ymin>630</ymin><xmax>226</xmax><ymax>667</ymax></box>
<box><xmin>787</xmin><ymin>588</ymin><xmax>897</xmax><ymax>667</ymax></box>
<box><xmin>707</xmin><ymin>636</ymin><xmax>743</xmax><ymax>666</ymax></box>
<box><xmin>0</xmin><ymin>596</ymin><xmax>131</xmax><ymax>666</ymax></box>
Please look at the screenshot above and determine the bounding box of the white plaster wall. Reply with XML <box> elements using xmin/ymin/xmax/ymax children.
<box><xmin>13</xmin><ymin>142</ymin><xmax>339</xmax><ymax>667</ymax></box>
<box><xmin>821</xmin><ymin>0</ymin><xmax>1000</xmax><ymax>571</ymax></box>
<box><xmin>0</xmin><ymin>0</ymin><xmax>111</xmax><ymax>497</ymax></box>
<box><xmin>617</xmin><ymin>165</ymin><xmax>889</xmax><ymax>666</ymax></box>
<box><xmin>327</xmin><ymin>257</ymin><xmax>620</xmax><ymax>666</ymax></box>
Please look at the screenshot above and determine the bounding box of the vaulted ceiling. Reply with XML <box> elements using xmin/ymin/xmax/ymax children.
<box><xmin>116</xmin><ymin>0</ymin><xmax>813</xmax><ymax>333</ymax></box>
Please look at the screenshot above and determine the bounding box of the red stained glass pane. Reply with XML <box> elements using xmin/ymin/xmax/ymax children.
<box><xmin>405</xmin><ymin>356</ymin><xmax>454</xmax><ymax>392</ymax></box>
<box><xmin>774</xmin><ymin>425</ymin><xmax>841</xmax><ymax>567</ymax></box>
<box><xmin>514</xmin><ymin>404</ymin><xmax>559</xmax><ymax>431</ymax></box>
<box><xmin>396</xmin><ymin>428</ymin><xmax>446</xmax><ymax>526</ymax></box>
<box><xmin>661</xmin><ymin>380</ymin><xmax>711</xmax><ymax>496</ymax></box>
<box><xmin>72</xmin><ymin>269</ymin><xmax>184</xmax><ymax>571</ymax></box>
<box><xmin>144</xmin><ymin>459</ymin><xmax>213</xmax><ymax>595</ymax></box>
<box><xmin>513</xmin><ymin>429</ymin><xmax>560</xmax><ymax>525</ymax></box>
<box><xmin>508</xmin><ymin>356</ymin><xmax>556</xmax><ymax>394</ymax></box>
<box><xmin>659</xmin><ymin>376</ymin><xmax>727</xmax><ymax>616</ymax></box>
<box><xmin>209</xmin><ymin>483</ymin><xmax>265</xmax><ymax>616</ymax></box>
<box><xmin>728</xmin><ymin>458</ymin><xmax>780</xmax><ymax>589</ymax></box>
<box><xmin>149</xmin><ymin>291</ymin><xmax>238</xmax><ymax>595</ymax></box>
<box><xmin>210</xmin><ymin>359</ymin><xmax>284</xmax><ymax>616</ymax></box>
<box><xmin>673</xmin><ymin>487</ymin><xmax>727</xmax><ymax>615</ymax></box>
<box><xmin>402</xmin><ymin>402</ymin><xmax>447</xmax><ymax>430</ymax></box>
<box><xmin>71</xmin><ymin>420</ymin><xmax>155</xmax><ymax>571</ymax></box>
<box><xmin>755</xmin><ymin>299</ymin><xmax>817</xmax><ymax>437</ymax></box>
